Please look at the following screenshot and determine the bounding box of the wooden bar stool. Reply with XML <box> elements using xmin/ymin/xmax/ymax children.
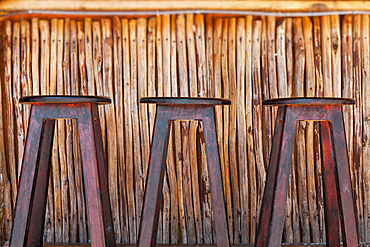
<box><xmin>138</xmin><ymin>97</ymin><xmax>231</xmax><ymax>247</ymax></box>
<box><xmin>255</xmin><ymin>97</ymin><xmax>358</xmax><ymax>247</ymax></box>
<box><xmin>10</xmin><ymin>96</ymin><xmax>116</xmax><ymax>247</ymax></box>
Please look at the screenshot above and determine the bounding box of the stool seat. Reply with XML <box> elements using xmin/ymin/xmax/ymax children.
<box><xmin>138</xmin><ymin>97</ymin><xmax>230</xmax><ymax>247</ymax></box>
<box><xmin>10</xmin><ymin>96</ymin><xmax>116</xmax><ymax>247</ymax></box>
<box><xmin>141</xmin><ymin>96</ymin><xmax>231</xmax><ymax>105</ymax></box>
<box><xmin>19</xmin><ymin>95</ymin><xmax>111</xmax><ymax>104</ymax></box>
<box><xmin>255</xmin><ymin>97</ymin><xmax>358</xmax><ymax>247</ymax></box>
<box><xmin>263</xmin><ymin>97</ymin><xmax>354</xmax><ymax>106</ymax></box>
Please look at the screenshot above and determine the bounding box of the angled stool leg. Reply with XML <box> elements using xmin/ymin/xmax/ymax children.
<box><xmin>27</xmin><ymin>119</ymin><xmax>55</xmax><ymax>246</ymax></box>
<box><xmin>319</xmin><ymin>121</ymin><xmax>341</xmax><ymax>247</ymax></box>
<box><xmin>256</xmin><ymin>106</ymin><xmax>286</xmax><ymax>247</ymax></box>
<box><xmin>10</xmin><ymin>104</ymin><xmax>46</xmax><ymax>247</ymax></box>
<box><xmin>92</xmin><ymin>104</ymin><xmax>116</xmax><ymax>247</ymax></box>
<box><xmin>138</xmin><ymin>106</ymin><xmax>171</xmax><ymax>247</ymax></box>
<box><xmin>331</xmin><ymin>108</ymin><xmax>359</xmax><ymax>247</ymax></box>
<box><xmin>202</xmin><ymin>106</ymin><xmax>229</xmax><ymax>247</ymax></box>
<box><xmin>256</xmin><ymin>106</ymin><xmax>298</xmax><ymax>247</ymax></box>
<box><xmin>77</xmin><ymin>104</ymin><xmax>115</xmax><ymax>247</ymax></box>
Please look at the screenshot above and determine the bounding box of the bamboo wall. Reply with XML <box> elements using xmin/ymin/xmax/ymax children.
<box><xmin>0</xmin><ymin>13</ymin><xmax>369</xmax><ymax>245</ymax></box>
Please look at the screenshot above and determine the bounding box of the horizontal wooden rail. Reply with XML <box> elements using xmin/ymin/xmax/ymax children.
<box><xmin>1</xmin><ymin>1</ymin><xmax>370</xmax><ymax>12</ymax></box>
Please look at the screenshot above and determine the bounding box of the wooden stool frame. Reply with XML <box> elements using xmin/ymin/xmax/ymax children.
<box><xmin>9</xmin><ymin>96</ymin><xmax>116</xmax><ymax>247</ymax></box>
<box><xmin>255</xmin><ymin>97</ymin><xmax>358</xmax><ymax>247</ymax></box>
<box><xmin>138</xmin><ymin>97</ymin><xmax>231</xmax><ymax>247</ymax></box>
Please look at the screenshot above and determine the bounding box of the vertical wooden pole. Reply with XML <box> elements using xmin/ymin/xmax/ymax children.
<box><xmin>186</xmin><ymin>13</ymin><xmax>203</xmax><ymax>243</ymax></box>
<box><xmin>220</xmin><ymin>18</ymin><xmax>234</xmax><ymax>244</ymax></box>
<box><xmin>173</xmin><ymin>14</ymin><xmax>187</xmax><ymax>243</ymax></box>
<box><xmin>162</xmin><ymin>14</ymin><xmax>178</xmax><ymax>244</ymax></box>
<box><xmin>195</xmin><ymin>14</ymin><xmax>212</xmax><ymax>243</ymax></box>
<box><xmin>303</xmin><ymin>16</ymin><xmax>320</xmax><ymax>243</ymax></box>
<box><xmin>129</xmin><ymin>19</ymin><xmax>144</xmax><ymax>236</ymax></box>
<box><xmin>237</xmin><ymin>17</ymin><xmax>248</xmax><ymax>244</ymax></box>
<box><xmin>293</xmin><ymin>17</ymin><xmax>310</xmax><ymax>243</ymax></box>
<box><xmin>267</xmin><ymin>16</ymin><xmax>277</xmax><ymax>135</ymax></box>
<box><xmin>62</xmin><ymin>18</ymin><xmax>71</xmax><ymax>243</ymax></box>
<box><xmin>49</xmin><ymin>18</ymin><xmax>62</xmax><ymax>243</ymax></box>
<box><xmin>147</xmin><ymin>17</ymin><xmax>156</xmax><ymax>142</ymax></box>
<box><xmin>177</xmin><ymin>14</ymin><xmax>196</xmax><ymax>244</ymax></box>
<box><xmin>39</xmin><ymin>19</ymin><xmax>55</xmax><ymax>242</ymax></box>
<box><xmin>84</xmin><ymin>18</ymin><xmax>95</xmax><ymax>95</ymax></box>
<box><xmin>313</xmin><ymin>16</ymin><xmax>326</xmax><ymax>242</ymax></box>
<box><xmin>154</xmin><ymin>15</ymin><xmax>163</xmax><ymax>243</ymax></box>
<box><xmin>13</xmin><ymin>22</ymin><xmax>25</xmax><ymax>180</ymax></box>
<box><xmin>92</xmin><ymin>21</ymin><xmax>106</xmax><ymax>157</ymax></box>
<box><xmin>31</xmin><ymin>18</ymin><xmax>39</xmax><ymax>95</ymax></box>
<box><xmin>137</xmin><ymin>18</ymin><xmax>150</xmax><ymax>191</ymax></box>
<box><xmin>261</xmin><ymin>16</ymin><xmax>272</xmax><ymax>169</ymax></box>
<box><xmin>353</xmin><ymin>14</ymin><xmax>364</xmax><ymax>242</ymax></box>
<box><xmin>362</xmin><ymin>14</ymin><xmax>370</xmax><ymax>242</ymax></box>
<box><xmin>331</xmin><ymin>15</ymin><xmax>341</xmax><ymax>97</ymax></box>
<box><xmin>20</xmin><ymin>20</ymin><xmax>31</xmax><ymax>136</ymax></box>
<box><xmin>56</xmin><ymin>18</ymin><xmax>66</xmax><ymax>243</ymax></box>
<box><xmin>102</xmin><ymin>18</ymin><xmax>121</xmax><ymax>242</ymax></box>
<box><xmin>251</xmin><ymin>19</ymin><xmax>266</xmax><ymax>243</ymax></box>
<box><xmin>69</xmin><ymin>20</ymin><xmax>79</xmax><ymax>243</ymax></box>
<box><xmin>113</xmin><ymin>16</ymin><xmax>128</xmax><ymax>243</ymax></box>
<box><xmin>122</xmin><ymin>18</ymin><xmax>137</xmax><ymax>243</ymax></box>
<box><xmin>76</xmin><ymin>20</ymin><xmax>88</xmax><ymax>242</ymax></box>
<box><xmin>228</xmin><ymin>17</ymin><xmax>241</xmax><ymax>243</ymax></box>
<box><xmin>0</xmin><ymin>74</ymin><xmax>12</xmax><ymax>240</ymax></box>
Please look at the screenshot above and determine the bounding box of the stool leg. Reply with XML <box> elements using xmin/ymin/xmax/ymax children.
<box><xmin>138</xmin><ymin>106</ymin><xmax>171</xmax><ymax>247</ymax></box>
<box><xmin>10</xmin><ymin>104</ymin><xmax>46</xmax><ymax>247</ymax></box>
<box><xmin>202</xmin><ymin>106</ymin><xmax>229</xmax><ymax>247</ymax></box>
<box><xmin>255</xmin><ymin>106</ymin><xmax>297</xmax><ymax>247</ymax></box>
<box><xmin>331</xmin><ymin>108</ymin><xmax>359</xmax><ymax>247</ymax></box>
<box><xmin>27</xmin><ymin>119</ymin><xmax>55</xmax><ymax>246</ymax></box>
<box><xmin>78</xmin><ymin>104</ymin><xmax>116</xmax><ymax>247</ymax></box>
<box><xmin>319</xmin><ymin>121</ymin><xmax>341</xmax><ymax>247</ymax></box>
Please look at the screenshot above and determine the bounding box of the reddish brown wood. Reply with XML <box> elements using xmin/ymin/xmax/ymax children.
<box><xmin>138</xmin><ymin>97</ymin><xmax>230</xmax><ymax>247</ymax></box>
<box><xmin>9</xmin><ymin>96</ymin><xmax>116</xmax><ymax>247</ymax></box>
<box><xmin>255</xmin><ymin>97</ymin><xmax>358</xmax><ymax>247</ymax></box>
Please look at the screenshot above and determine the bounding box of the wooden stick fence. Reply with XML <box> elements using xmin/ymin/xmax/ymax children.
<box><xmin>1</xmin><ymin>14</ymin><xmax>370</xmax><ymax>245</ymax></box>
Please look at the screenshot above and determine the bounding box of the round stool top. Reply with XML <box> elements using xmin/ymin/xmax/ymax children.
<box><xmin>140</xmin><ymin>97</ymin><xmax>231</xmax><ymax>105</ymax></box>
<box><xmin>263</xmin><ymin>97</ymin><xmax>355</xmax><ymax>106</ymax></box>
<box><xmin>20</xmin><ymin>96</ymin><xmax>111</xmax><ymax>105</ymax></box>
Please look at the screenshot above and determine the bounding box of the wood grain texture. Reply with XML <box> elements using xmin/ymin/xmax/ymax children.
<box><xmin>341</xmin><ymin>15</ymin><xmax>353</xmax><ymax>244</ymax></box>
<box><xmin>195</xmin><ymin>13</ymin><xmax>211</xmax><ymax>244</ymax></box>
<box><xmin>302</xmin><ymin>16</ymin><xmax>320</xmax><ymax>243</ymax></box>
<box><xmin>122</xmin><ymin>18</ymin><xmax>136</xmax><ymax>243</ymax></box>
<box><xmin>293</xmin><ymin>17</ymin><xmax>310</xmax><ymax>243</ymax></box>
<box><xmin>313</xmin><ymin>15</ymin><xmax>325</xmax><ymax>242</ymax></box>
<box><xmin>92</xmin><ymin>20</ymin><xmax>107</xmax><ymax>158</ymax></box>
<box><xmin>113</xmin><ymin>16</ymin><xmax>128</xmax><ymax>243</ymax></box>
<box><xmin>177</xmin><ymin>13</ymin><xmax>196</xmax><ymax>244</ymax></box>
<box><xmin>129</xmin><ymin>19</ymin><xmax>144</xmax><ymax>236</ymax></box>
<box><xmin>186</xmin><ymin>13</ymin><xmax>202</xmax><ymax>244</ymax></box>
<box><xmin>75</xmin><ymin>21</ymin><xmax>88</xmax><ymax>243</ymax></box>
<box><xmin>237</xmin><ymin>17</ymin><xmax>248</xmax><ymax>244</ymax></box>
<box><xmin>102</xmin><ymin>18</ymin><xmax>121</xmax><ymax>242</ymax></box>
<box><xmin>137</xmin><ymin>18</ymin><xmax>150</xmax><ymax>192</ymax></box>
<box><xmin>69</xmin><ymin>20</ymin><xmax>79</xmax><ymax>243</ymax></box>
<box><xmin>353</xmin><ymin>14</ymin><xmax>364</xmax><ymax>242</ymax></box>
<box><xmin>62</xmin><ymin>18</ymin><xmax>71</xmax><ymax>243</ymax></box>
<box><xmin>261</xmin><ymin>16</ymin><xmax>272</xmax><ymax>168</ymax></box>
<box><xmin>362</xmin><ymin>14</ymin><xmax>370</xmax><ymax>242</ymax></box>
<box><xmin>4</xmin><ymin>0</ymin><xmax>370</xmax><ymax>12</ymax></box>
<box><xmin>173</xmin><ymin>14</ymin><xmax>187</xmax><ymax>244</ymax></box>
<box><xmin>251</xmin><ymin>18</ymin><xmax>265</xmax><ymax>243</ymax></box>
<box><xmin>228</xmin><ymin>17</ymin><xmax>241</xmax><ymax>244</ymax></box>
